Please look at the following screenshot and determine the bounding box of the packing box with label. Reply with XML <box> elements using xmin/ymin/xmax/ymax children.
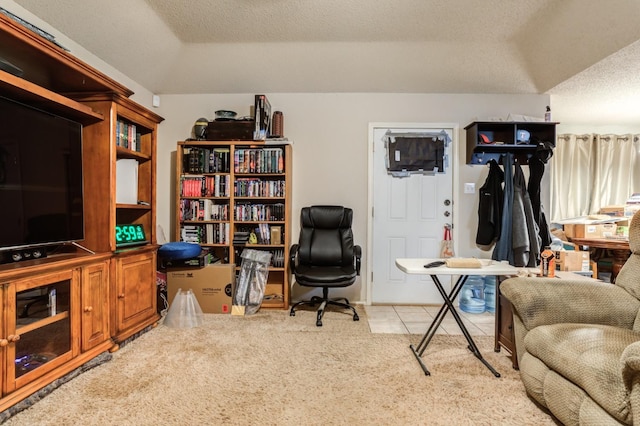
<box><xmin>554</xmin><ymin>250</ymin><xmax>591</xmax><ymax>272</ymax></box>
<box><xmin>563</xmin><ymin>223</ymin><xmax>617</xmax><ymax>239</ymax></box>
<box><xmin>167</xmin><ymin>264</ymin><xmax>235</xmax><ymax>314</ymax></box>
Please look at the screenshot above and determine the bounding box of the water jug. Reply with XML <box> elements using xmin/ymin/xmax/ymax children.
<box><xmin>484</xmin><ymin>276</ymin><xmax>497</xmax><ymax>314</ymax></box>
<box><xmin>459</xmin><ymin>275</ymin><xmax>485</xmax><ymax>314</ymax></box>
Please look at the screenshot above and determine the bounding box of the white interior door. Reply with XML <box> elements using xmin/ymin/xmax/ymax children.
<box><xmin>371</xmin><ymin>125</ymin><xmax>455</xmax><ymax>304</ymax></box>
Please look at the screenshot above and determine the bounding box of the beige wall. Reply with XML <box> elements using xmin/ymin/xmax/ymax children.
<box><xmin>155</xmin><ymin>93</ymin><xmax>550</xmax><ymax>303</ymax></box>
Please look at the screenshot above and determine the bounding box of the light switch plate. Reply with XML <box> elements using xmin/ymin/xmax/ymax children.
<box><xmin>464</xmin><ymin>183</ymin><xmax>475</xmax><ymax>194</ymax></box>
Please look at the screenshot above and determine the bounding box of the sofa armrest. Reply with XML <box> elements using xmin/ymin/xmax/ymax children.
<box><xmin>501</xmin><ymin>277</ymin><xmax>639</xmax><ymax>331</ymax></box>
<box><xmin>622</xmin><ymin>341</ymin><xmax>640</xmax><ymax>384</ymax></box>
<box><xmin>622</xmin><ymin>341</ymin><xmax>640</xmax><ymax>416</ymax></box>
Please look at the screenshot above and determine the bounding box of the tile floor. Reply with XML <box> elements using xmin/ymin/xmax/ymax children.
<box><xmin>364</xmin><ymin>304</ymin><xmax>495</xmax><ymax>336</ymax></box>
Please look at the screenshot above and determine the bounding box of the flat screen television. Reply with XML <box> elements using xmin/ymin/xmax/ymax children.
<box><xmin>0</xmin><ymin>95</ymin><xmax>84</xmax><ymax>252</ymax></box>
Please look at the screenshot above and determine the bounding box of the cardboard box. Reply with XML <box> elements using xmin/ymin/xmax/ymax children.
<box><xmin>167</xmin><ymin>264</ymin><xmax>235</xmax><ymax>314</ymax></box>
<box><xmin>626</xmin><ymin>204</ymin><xmax>640</xmax><ymax>217</ymax></box>
<box><xmin>599</xmin><ymin>205</ymin><xmax>625</xmax><ymax>216</ymax></box>
<box><xmin>554</xmin><ymin>251</ymin><xmax>590</xmax><ymax>272</ymax></box>
<box><xmin>563</xmin><ymin>223</ymin><xmax>617</xmax><ymax>239</ymax></box>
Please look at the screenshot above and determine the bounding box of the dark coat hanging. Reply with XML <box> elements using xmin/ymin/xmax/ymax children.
<box><xmin>476</xmin><ymin>159</ymin><xmax>504</xmax><ymax>251</ymax></box>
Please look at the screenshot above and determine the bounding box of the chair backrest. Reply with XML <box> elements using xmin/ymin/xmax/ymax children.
<box><xmin>297</xmin><ymin>206</ymin><xmax>355</xmax><ymax>267</ymax></box>
<box><xmin>616</xmin><ymin>210</ymin><xmax>640</xmax><ymax>301</ymax></box>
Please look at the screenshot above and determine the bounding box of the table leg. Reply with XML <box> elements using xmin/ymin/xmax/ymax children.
<box><xmin>411</xmin><ymin>274</ymin><xmax>500</xmax><ymax>378</ymax></box>
<box><xmin>410</xmin><ymin>275</ymin><xmax>468</xmax><ymax>375</ymax></box>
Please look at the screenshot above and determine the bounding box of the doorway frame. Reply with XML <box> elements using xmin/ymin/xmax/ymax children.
<box><xmin>366</xmin><ymin>122</ymin><xmax>461</xmax><ymax>305</ymax></box>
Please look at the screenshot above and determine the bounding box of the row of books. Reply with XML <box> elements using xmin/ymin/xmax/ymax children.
<box><xmin>179</xmin><ymin>200</ymin><xmax>286</xmax><ymax>222</ymax></box>
<box><xmin>255</xmin><ymin>223</ymin><xmax>272</xmax><ymax>244</ymax></box>
<box><xmin>270</xmin><ymin>249</ymin><xmax>286</xmax><ymax>267</ymax></box>
<box><xmin>235</xmin><ymin>203</ymin><xmax>285</xmax><ymax>222</ymax></box>
<box><xmin>232</xmin><ymin>231</ymin><xmax>250</xmax><ymax>245</ymax></box>
<box><xmin>180</xmin><ymin>199</ymin><xmax>230</xmax><ymax>221</ymax></box>
<box><xmin>234</xmin><ymin>178</ymin><xmax>285</xmax><ymax>198</ymax></box>
<box><xmin>234</xmin><ymin>148</ymin><xmax>284</xmax><ymax>174</ymax></box>
<box><xmin>180</xmin><ymin>223</ymin><xmax>230</xmax><ymax>245</ymax></box>
<box><xmin>180</xmin><ymin>175</ymin><xmax>230</xmax><ymax>197</ymax></box>
<box><xmin>183</xmin><ymin>147</ymin><xmax>231</xmax><ymax>173</ymax></box>
<box><xmin>116</xmin><ymin>120</ymin><xmax>141</xmax><ymax>151</ymax></box>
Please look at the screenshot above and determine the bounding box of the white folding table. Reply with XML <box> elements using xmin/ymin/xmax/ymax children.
<box><xmin>395</xmin><ymin>258</ymin><xmax>520</xmax><ymax>377</ymax></box>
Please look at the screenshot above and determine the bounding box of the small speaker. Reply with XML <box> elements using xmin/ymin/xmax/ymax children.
<box><xmin>1</xmin><ymin>248</ymin><xmax>48</xmax><ymax>264</ymax></box>
<box><xmin>31</xmin><ymin>248</ymin><xmax>46</xmax><ymax>259</ymax></box>
<box><xmin>10</xmin><ymin>251</ymin><xmax>23</xmax><ymax>262</ymax></box>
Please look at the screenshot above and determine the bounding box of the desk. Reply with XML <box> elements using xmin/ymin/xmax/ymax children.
<box><xmin>569</xmin><ymin>237</ymin><xmax>630</xmax><ymax>283</ymax></box>
<box><xmin>395</xmin><ymin>258</ymin><xmax>520</xmax><ymax>377</ymax></box>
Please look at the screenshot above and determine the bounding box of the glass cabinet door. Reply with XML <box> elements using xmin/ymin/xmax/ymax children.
<box><xmin>6</xmin><ymin>269</ymin><xmax>78</xmax><ymax>392</ymax></box>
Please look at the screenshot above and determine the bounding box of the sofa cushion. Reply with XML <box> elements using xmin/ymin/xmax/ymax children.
<box><xmin>525</xmin><ymin>323</ymin><xmax>640</xmax><ymax>424</ymax></box>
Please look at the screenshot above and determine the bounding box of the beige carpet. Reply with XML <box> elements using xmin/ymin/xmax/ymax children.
<box><xmin>5</xmin><ymin>308</ymin><xmax>556</xmax><ymax>425</ymax></box>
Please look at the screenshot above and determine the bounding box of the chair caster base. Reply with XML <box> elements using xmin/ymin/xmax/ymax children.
<box><xmin>289</xmin><ymin>289</ymin><xmax>359</xmax><ymax>327</ymax></box>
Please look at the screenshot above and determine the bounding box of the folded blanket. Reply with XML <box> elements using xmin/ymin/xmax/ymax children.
<box><xmin>445</xmin><ymin>258</ymin><xmax>483</xmax><ymax>268</ymax></box>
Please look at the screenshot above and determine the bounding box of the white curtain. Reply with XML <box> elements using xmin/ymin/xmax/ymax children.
<box><xmin>550</xmin><ymin>133</ymin><xmax>640</xmax><ymax>221</ymax></box>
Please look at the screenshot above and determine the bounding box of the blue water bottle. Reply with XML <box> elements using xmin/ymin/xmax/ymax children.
<box><xmin>459</xmin><ymin>275</ymin><xmax>485</xmax><ymax>314</ymax></box>
<box><xmin>483</xmin><ymin>276</ymin><xmax>497</xmax><ymax>314</ymax></box>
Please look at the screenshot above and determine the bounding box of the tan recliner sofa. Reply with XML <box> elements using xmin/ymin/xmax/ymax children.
<box><xmin>501</xmin><ymin>210</ymin><xmax>640</xmax><ymax>425</ymax></box>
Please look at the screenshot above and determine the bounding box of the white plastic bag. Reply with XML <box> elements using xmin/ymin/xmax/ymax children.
<box><xmin>232</xmin><ymin>249</ymin><xmax>272</xmax><ymax>315</ymax></box>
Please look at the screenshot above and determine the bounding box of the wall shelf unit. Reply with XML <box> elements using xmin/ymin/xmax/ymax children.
<box><xmin>175</xmin><ymin>141</ymin><xmax>292</xmax><ymax>309</ymax></box>
<box><xmin>465</xmin><ymin>121</ymin><xmax>557</xmax><ymax>165</ymax></box>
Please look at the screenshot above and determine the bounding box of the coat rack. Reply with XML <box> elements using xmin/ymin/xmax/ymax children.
<box><xmin>465</xmin><ymin>121</ymin><xmax>557</xmax><ymax>166</ymax></box>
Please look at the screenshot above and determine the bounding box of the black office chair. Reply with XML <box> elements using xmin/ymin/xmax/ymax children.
<box><xmin>289</xmin><ymin>205</ymin><xmax>361</xmax><ymax>326</ymax></box>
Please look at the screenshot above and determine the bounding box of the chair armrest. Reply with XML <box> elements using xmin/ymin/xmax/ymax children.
<box><xmin>354</xmin><ymin>245</ymin><xmax>362</xmax><ymax>275</ymax></box>
<box><xmin>289</xmin><ymin>244</ymin><xmax>299</xmax><ymax>273</ymax></box>
<box><xmin>501</xmin><ymin>277</ymin><xmax>639</xmax><ymax>331</ymax></box>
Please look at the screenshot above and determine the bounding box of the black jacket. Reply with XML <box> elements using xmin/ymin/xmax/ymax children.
<box><xmin>476</xmin><ymin>159</ymin><xmax>504</xmax><ymax>250</ymax></box>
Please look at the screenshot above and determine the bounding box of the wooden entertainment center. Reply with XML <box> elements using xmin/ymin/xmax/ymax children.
<box><xmin>0</xmin><ymin>13</ymin><xmax>162</xmax><ymax>412</ymax></box>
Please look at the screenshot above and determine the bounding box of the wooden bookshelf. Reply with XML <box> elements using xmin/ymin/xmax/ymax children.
<box><xmin>175</xmin><ymin>141</ymin><xmax>292</xmax><ymax>309</ymax></box>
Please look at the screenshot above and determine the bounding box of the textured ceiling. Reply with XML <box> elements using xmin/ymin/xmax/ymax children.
<box><xmin>9</xmin><ymin>0</ymin><xmax>640</xmax><ymax>123</ymax></box>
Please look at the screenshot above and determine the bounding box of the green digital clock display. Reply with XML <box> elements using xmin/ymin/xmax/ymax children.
<box><xmin>115</xmin><ymin>224</ymin><xmax>148</xmax><ymax>247</ymax></box>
